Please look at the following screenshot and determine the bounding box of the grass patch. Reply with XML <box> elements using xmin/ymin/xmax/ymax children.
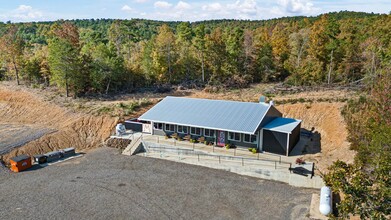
<box><xmin>97</xmin><ymin>98</ymin><xmax>152</xmax><ymax>117</ymax></box>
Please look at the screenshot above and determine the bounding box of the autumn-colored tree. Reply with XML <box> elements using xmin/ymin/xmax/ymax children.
<box><xmin>307</xmin><ymin>15</ymin><xmax>341</xmax><ymax>83</ymax></box>
<box><xmin>254</xmin><ymin>26</ymin><xmax>275</xmax><ymax>82</ymax></box>
<box><xmin>153</xmin><ymin>24</ymin><xmax>176</xmax><ymax>84</ymax></box>
<box><xmin>0</xmin><ymin>25</ymin><xmax>25</xmax><ymax>85</ymax></box>
<box><xmin>205</xmin><ymin>27</ymin><xmax>227</xmax><ymax>85</ymax></box>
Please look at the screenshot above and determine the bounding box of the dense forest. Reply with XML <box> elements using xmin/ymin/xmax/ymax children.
<box><xmin>0</xmin><ymin>11</ymin><xmax>390</xmax><ymax>97</ymax></box>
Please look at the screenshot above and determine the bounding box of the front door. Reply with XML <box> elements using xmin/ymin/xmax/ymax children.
<box><xmin>143</xmin><ymin>123</ymin><xmax>152</xmax><ymax>134</ymax></box>
<box><xmin>217</xmin><ymin>130</ymin><xmax>225</xmax><ymax>147</ymax></box>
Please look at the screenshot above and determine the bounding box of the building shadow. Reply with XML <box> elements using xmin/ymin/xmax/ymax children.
<box><xmin>289</xmin><ymin>128</ymin><xmax>322</xmax><ymax>156</ymax></box>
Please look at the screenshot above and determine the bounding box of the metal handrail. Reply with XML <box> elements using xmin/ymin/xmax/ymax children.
<box><xmin>145</xmin><ymin>144</ymin><xmax>291</xmax><ymax>166</ymax></box>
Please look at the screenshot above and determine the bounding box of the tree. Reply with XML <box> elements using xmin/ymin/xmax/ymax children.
<box><xmin>242</xmin><ymin>29</ymin><xmax>256</xmax><ymax>81</ymax></box>
<box><xmin>286</xmin><ymin>28</ymin><xmax>310</xmax><ymax>85</ymax></box>
<box><xmin>193</xmin><ymin>24</ymin><xmax>206</xmax><ymax>82</ymax></box>
<box><xmin>307</xmin><ymin>15</ymin><xmax>341</xmax><ymax>83</ymax></box>
<box><xmin>90</xmin><ymin>42</ymin><xmax>126</xmax><ymax>94</ymax></box>
<box><xmin>48</xmin><ymin>22</ymin><xmax>84</xmax><ymax>97</ymax></box>
<box><xmin>205</xmin><ymin>27</ymin><xmax>227</xmax><ymax>85</ymax></box>
<box><xmin>0</xmin><ymin>25</ymin><xmax>25</xmax><ymax>85</ymax></box>
<box><xmin>176</xmin><ymin>22</ymin><xmax>195</xmax><ymax>82</ymax></box>
<box><xmin>271</xmin><ymin>23</ymin><xmax>290</xmax><ymax>80</ymax></box>
<box><xmin>153</xmin><ymin>24</ymin><xmax>176</xmax><ymax>84</ymax></box>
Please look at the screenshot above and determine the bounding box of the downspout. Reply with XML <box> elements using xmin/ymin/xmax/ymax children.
<box><xmin>286</xmin><ymin>133</ymin><xmax>290</xmax><ymax>157</ymax></box>
<box><xmin>259</xmin><ymin>129</ymin><xmax>263</xmax><ymax>152</ymax></box>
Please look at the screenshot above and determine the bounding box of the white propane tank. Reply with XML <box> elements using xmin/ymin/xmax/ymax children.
<box><xmin>116</xmin><ymin>123</ymin><xmax>126</xmax><ymax>136</ymax></box>
<box><xmin>319</xmin><ymin>186</ymin><xmax>332</xmax><ymax>215</ymax></box>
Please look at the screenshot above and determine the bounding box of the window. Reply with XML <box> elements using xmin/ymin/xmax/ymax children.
<box><xmin>204</xmin><ymin>129</ymin><xmax>215</xmax><ymax>137</ymax></box>
<box><xmin>165</xmin><ymin>124</ymin><xmax>175</xmax><ymax>132</ymax></box>
<box><xmin>153</xmin><ymin>122</ymin><xmax>163</xmax><ymax>130</ymax></box>
<box><xmin>177</xmin><ymin>125</ymin><xmax>188</xmax><ymax>134</ymax></box>
<box><xmin>190</xmin><ymin>127</ymin><xmax>202</xmax><ymax>136</ymax></box>
<box><xmin>228</xmin><ymin>132</ymin><xmax>241</xmax><ymax>142</ymax></box>
<box><xmin>243</xmin><ymin>134</ymin><xmax>257</xmax><ymax>144</ymax></box>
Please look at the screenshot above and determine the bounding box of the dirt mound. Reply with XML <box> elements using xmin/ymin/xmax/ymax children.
<box><xmin>278</xmin><ymin>102</ymin><xmax>355</xmax><ymax>172</ymax></box>
<box><xmin>105</xmin><ymin>138</ymin><xmax>131</xmax><ymax>150</ymax></box>
<box><xmin>0</xmin><ymin>86</ymin><xmax>118</xmax><ymax>164</ymax></box>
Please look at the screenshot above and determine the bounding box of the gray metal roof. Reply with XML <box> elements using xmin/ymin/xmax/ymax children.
<box><xmin>138</xmin><ymin>96</ymin><xmax>273</xmax><ymax>134</ymax></box>
<box><xmin>263</xmin><ymin>117</ymin><xmax>301</xmax><ymax>134</ymax></box>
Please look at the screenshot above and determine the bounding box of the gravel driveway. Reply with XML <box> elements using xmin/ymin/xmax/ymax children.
<box><xmin>0</xmin><ymin>147</ymin><xmax>314</xmax><ymax>219</ymax></box>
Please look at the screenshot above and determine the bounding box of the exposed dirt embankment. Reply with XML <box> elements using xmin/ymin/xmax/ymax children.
<box><xmin>0</xmin><ymin>86</ymin><xmax>118</xmax><ymax>163</ymax></box>
<box><xmin>278</xmin><ymin>102</ymin><xmax>355</xmax><ymax>172</ymax></box>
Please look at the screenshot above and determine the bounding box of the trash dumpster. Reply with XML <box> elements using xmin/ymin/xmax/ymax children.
<box><xmin>10</xmin><ymin>155</ymin><xmax>32</xmax><ymax>172</ymax></box>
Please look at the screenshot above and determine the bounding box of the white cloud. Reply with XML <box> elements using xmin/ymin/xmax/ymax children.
<box><xmin>134</xmin><ymin>0</ymin><xmax>149</xmax><ymax>2</ymax></box>
<box><xmin>3</xmin><ymin>5</ymin><xmax>44</xmax><ymax>21</ymax></box>
<box><xmin>202</xmin><ymin>3</ymin><xmax>223</xmax><ymax>12</ymax></box>
<box><xmin>154</xmin><ymin>1</ymin><xmax>173</xmax><ymax>9</ymax></box>
<box><xmin>175</xmin><ymin>1</ymin><xmax>192</xmax><ymax>10</ymax></box>
<box><xmin>228</xmin><ymin>0</ymin><xmax>258</xmax><ymax>18</ymax></box>
<box><xmin>277</xmin><ymin>0</ymin><xmax>319</xmax><ymax>14</ymax></box>
<box><xmin>121</xmin><ymin>5</ymin><xmax>133</xmax><ymax>12</ymax></box>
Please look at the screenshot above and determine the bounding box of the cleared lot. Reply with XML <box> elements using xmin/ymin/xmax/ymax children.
<box><xmin>0</xmin><ymin>147</ymin><xmax>315</xmax><ymax>219</ymax></box>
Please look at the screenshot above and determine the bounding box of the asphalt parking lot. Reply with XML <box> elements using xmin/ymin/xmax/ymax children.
<box><xmin>0</xmin><ymin>147</ymin><xmax>315</xmax><ymax>219</ymax></box>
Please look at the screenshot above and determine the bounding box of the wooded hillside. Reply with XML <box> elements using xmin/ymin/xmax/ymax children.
<box><xmin>0</xmin><ymin>11</ymin><xmax>390</xmax><ymax>96</ymax></box>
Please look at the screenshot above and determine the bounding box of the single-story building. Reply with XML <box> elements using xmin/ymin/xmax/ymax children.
<box><xmin>127</xmin><ymin>96</ymin><xmax>301</xmax><ymax>156</ymax></box>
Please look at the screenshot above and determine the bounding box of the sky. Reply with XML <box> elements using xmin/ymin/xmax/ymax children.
<box><xmin>0</xmin><ymin>0</ymin><xmax>390</xmax><ymax>22</ymax></box>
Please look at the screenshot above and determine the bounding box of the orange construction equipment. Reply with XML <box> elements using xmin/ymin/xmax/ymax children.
<box><xmin>10</xmin><ymin>155</ymin><xmax>32</xmax><ymax>172</ymax></box>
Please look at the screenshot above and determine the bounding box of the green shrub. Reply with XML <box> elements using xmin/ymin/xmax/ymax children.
<box><xmin>252</xmin><ymin>148</ymin><xmax>257</xmax><ymax>154</ymax></box>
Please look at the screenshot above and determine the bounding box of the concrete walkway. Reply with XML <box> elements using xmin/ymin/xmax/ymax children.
<box><xmin>135</xmin><ymin>134</ymin><xmax>324</xmax><ymax>189</ymax></box>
